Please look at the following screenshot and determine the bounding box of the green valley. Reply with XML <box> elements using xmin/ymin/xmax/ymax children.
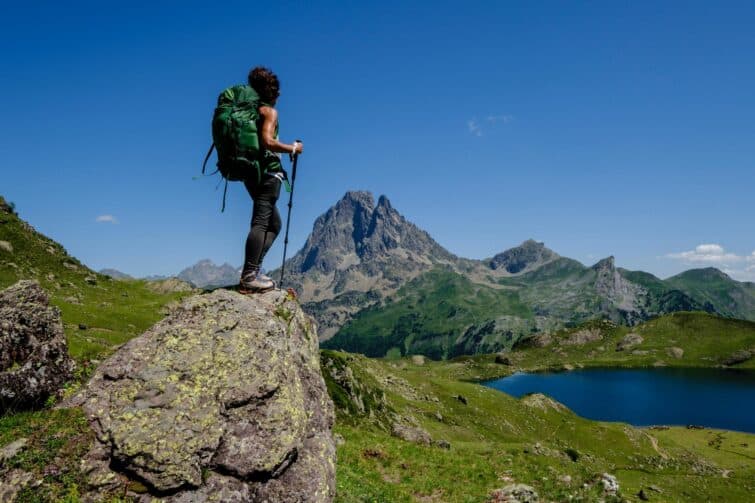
<box><xmin>1</xmin><ymin>194</ymin><xmax>754</xmax><ymax>502</ymax></box>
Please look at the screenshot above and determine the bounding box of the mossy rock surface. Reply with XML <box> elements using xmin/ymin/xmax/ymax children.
<box><xmin>67</xmin><ymin>289</ymin><xmax>336</xmax><ymax>501</ymax></box>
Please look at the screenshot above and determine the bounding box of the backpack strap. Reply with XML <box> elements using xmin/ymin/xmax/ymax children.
<box><xmin>202</xmin><ymin>143</ymin><xmax>216</xmax><ymax>175</ymax></box>
<box><xmin>221</xmin><ymin>178</ymin><xmax>229</xmax><ymax>213</ymax></box>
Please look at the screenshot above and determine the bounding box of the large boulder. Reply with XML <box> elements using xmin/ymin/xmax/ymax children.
<box><xmin>489</xmin><ymin>483</ymin><xmax>539</xmax><ymax>502</ymax></box>
<box><xmin>616</xmin><ymin>333</ymin><xmax>643</xmax><ymax>351</ymax></box>
<box><xmin>562</xmin><ymin>328</ymin><xmax>602</xmax><ymax>346</ymax></box>
<box><xmin>666</xmin><ymin>347</ymin><xmax>684</xmax><ymax>359</ymax></box>
<box><xmin>0</xmin><ymin>280</ymin><xmax>75</xmax><ymax>410</ymax></box>
<box><xmin>722</xmin><ymin>349</ymin><xmax>752</xmax><ymax>366</ymax></box>
<box><xmin>69</xmin><ymin>289</ymin><xmax>335</xmax><ymax>502</ymax></box>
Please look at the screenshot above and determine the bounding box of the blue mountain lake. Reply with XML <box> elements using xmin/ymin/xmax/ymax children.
<box><xmin>483</xmin><ymin>367</ymin><xmax>755</xmax><ymax>433</ymax></box>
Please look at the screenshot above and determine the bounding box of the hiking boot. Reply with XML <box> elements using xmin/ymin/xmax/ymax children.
<box><xmin>239</xmin><ymin>271</ymin><xmax>275</xmax><ymax>294</ymax></box>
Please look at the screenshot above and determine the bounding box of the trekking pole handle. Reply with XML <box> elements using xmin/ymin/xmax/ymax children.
<box><xmin>292</xmin><ymin>139</ymin><xmax>302</xmax><ymax>156</ymax></box>
<box><xmin>291</xmin><ymin>139</ymin><xmax>301</xmax><ymax>180</ymax></box>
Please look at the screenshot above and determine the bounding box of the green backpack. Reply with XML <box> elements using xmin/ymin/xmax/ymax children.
<box><xmin>202</xmin><ymin>84</ymin><xmax>264</xmax><ymax>209</ymax></box>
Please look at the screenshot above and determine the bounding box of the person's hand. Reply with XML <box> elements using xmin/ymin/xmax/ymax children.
<box><xmin>290</xmin><ymin>141</ymin><xmax>304</xmax><ymax>160</ymax></box>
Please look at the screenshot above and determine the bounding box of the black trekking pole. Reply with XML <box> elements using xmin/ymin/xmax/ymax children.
<box><xmin>279</xmin><ymin>140</ymin><xmax>301</xmax><ymax>289</ymax></box>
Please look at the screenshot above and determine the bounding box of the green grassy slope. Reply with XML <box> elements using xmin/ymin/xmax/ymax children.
<box><xmin>323</xmin><ymin>350</ymin><xmax>755</xmax><ymax>502</ymax></box>
<box><xmin>506</xmin><ymin>312</ymin><xmax>755</xmax><ymax>373</ymax></box>
<box><xmin>325</xmin><ymin>258</ymin><xmax>754</xmax><ymax>360</ymax></box>
<box><xmin>0</xmin><ymin>196</ymin><xmax>192</xmax><ymax>362</ymax></box>
<box><xmin>500</xmin><ymin>257</ymin><xmax>607</xmax><ymax>322</ymax></box>
<box><xmin>666</xmin><ymin>268</ymin><xmax>755</xmax><ymax>321</ymax></box>
<box><xmin>324</xmin><ymin>268</ymin><xmax>535</xmax><ymax>359</ymax></box>
<box><xmin>619</xmin><ymin>268</ymin><xmax>715</xmax><ymax>315</ymax></box>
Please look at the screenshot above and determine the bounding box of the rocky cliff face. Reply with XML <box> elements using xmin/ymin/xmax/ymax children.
<box><xmin>591</xmin><ymin>256</ymin><xmax>646</xmax><ymax>320</ymax></box>
<box><xmin>279</xmin><ymin>191</ymin><xmax>457</xmax><ymax>339</ymax></box>
<box><xmin>68</xmin><ymin>289</ymin><xmax>335</xmax><ymax>502</ymax></box>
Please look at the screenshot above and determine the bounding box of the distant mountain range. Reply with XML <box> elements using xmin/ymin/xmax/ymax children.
<box><xmin>4</xmin><ymin>190</ymin><xmax>755</xmax><ymax>359</ymax></box>
<box><xmin>265</xmin><ymin>191</ymin><xmax>755</xmax><ymax>359</ymax></box>
<box><xmin>100</xmin><ymin>260</ymin><xmax>241</xmax><ymax>289</ymax></box>
<box><xmin>98</xmin><ymin>190</ymin><xmax>755</xmax><ymax>359</ymax></box>
<box><xmin>175</xmin><ymin>260</ymin><xmax>240</xmax><ymax>289</ymax></box>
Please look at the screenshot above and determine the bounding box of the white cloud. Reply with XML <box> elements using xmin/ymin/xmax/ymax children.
<box><xmin>665</xmin><ymin>243</ymin><xmax>742</xmax><ymax>264</ymax></box>
<box><xmin>467</xmin><ymin>119</ymin><xmax>482</xmax><ymax>137</ymax></box>
<box><xmin>96</xmin><ymin>214</ymin><xmax>118</xmax><ymax>224</ymax></box>
<box><xmin>724</xmin><ymin>266</ymin><xmax>755</xmax><ymax>282</ymax></box>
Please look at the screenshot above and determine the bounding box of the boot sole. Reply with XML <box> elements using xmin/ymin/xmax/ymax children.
<box><xmin>238</xmin><ymin>285</ymin><xmax>276</xmax><ymax>295</ymax></box>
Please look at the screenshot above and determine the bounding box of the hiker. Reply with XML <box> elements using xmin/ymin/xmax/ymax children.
<box><xmin>239</xmin><ymin>67</ymin><xmax>303</xmax><ymax>293</ymax></box>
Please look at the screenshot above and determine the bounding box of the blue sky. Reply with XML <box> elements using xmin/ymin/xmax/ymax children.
<box><xmin>2</xmin><ymin>1</ymin><xmax>754</xmax><ymax>281</ymax></box>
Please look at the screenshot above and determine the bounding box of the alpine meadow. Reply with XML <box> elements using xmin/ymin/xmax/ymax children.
<box><xmin>2</xmin><ymin>2</ymin><xmax>755</xmax><ymax>503</ymax></box>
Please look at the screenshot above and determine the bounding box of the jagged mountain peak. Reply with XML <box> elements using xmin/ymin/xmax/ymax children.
<box><xmin>289</xmin><ymin>191</ymin><xmax>453</xmax><ymax>276</ymax></box>
<box><xmin>376</xmin><ymin>194</ymin><xmax>393</xmax><ymax>207</ymax></box>
<box><xmin>489</xmin><ymin>239</ymin><xmax>559</xmax><ymax>274</ymax></box>
<box><xmin>337</xmin><ymin>190</ymin><xmax>375</xmax><ymax>211</ymax></box>
<box><xmin>591</xmin><ymin>256</ymin><xmax>616</xmax><ymax>271</ymax></box>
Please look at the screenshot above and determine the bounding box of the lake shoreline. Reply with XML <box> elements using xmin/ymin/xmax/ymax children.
<box><xmin>482</xmin><ymin>366</ymin><xmax>755</xmax><ymax>434</ymax></box>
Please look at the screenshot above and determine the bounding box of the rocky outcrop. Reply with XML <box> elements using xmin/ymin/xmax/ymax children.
<box><xmin>519</xmin><ymin>333</ymin><xmax>553</xmax><ymax>348</ymax></box>
<box><xmin>489</xmin><ymin>239</ymin><xmax>558</xmax><ymax>274</ymax></box>
<box><xmin>0</xmin><ymin>438</ymin><xmax>27</xmax><ymax>465</ymax></box>
<box><xmin>0</xmin><ymin>280</ymin><xmax>74</xmax><ymax>411</ymax></box>
<box><xmin>0</xmin><ymin>469</ymin><xmax>33</xmax><ymax>502</ymax></box>
<box><xmin>562</xmin><ymin>328</ymin><xmax>603</xmax><ymax>346</ymax></box>
<box><xmin>320</xmin><ymin>351</ymin><xmax>393</xmax><ymax>427</ymax></box>
<box><xmin>495</xmin><ymin>353</ymin><xmax>512</xmax><ymax>365</ymax></box>
<box><xmin>520</xmin><ymin>394</ymin><xmax>568</xmax><ymax>413</ymax></box>
<box><xmin>598</xmin><ymin>473</ymin><xmax>620</xmax><ymax>496</ymax></box>
<box><xmin>489</xmin><ymin>483</ymin><xmax>539</xmax><ymax>502</ymax></box>
<box><xmin>616</xmin><ymin>333</ymin><xmax>643</xmax><ymax>351</ymax></box>
<box><xmin>391</xmin><ymin>422</ymin><xmax>432</xmax><ymax>445</ymax></box>
<box><xmin>145</xmin><ymin>277</ymin><xmax>197</xmax><ymax>294</ymax></box>
<box><xmin>591</xmin><ymin>257</ymin><xmax>645</xmax><ymax>316</ymax></box>
<box><xmin>0</xmin><ymin>196</ymin><xmax>16</xmax><ymax>215</ymax></box>
<box><xmin>666</xmin><ymin>347</ymin><xmax>684</xmax><ymax>359</ymax></box>
<box><xmin>69</xmin><ymin>289</ymin><xmax>335</xmax><ymax>502</ymax></box>
<box><xmin>722</xmin><ymin>349</ymin><xmax>752</xmax><ymax>366</ymax></box>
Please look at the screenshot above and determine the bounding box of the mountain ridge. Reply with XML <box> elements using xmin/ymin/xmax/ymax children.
<box><xmin>278</xmin><ymin>190</ymin><xmax>755</xmax><ymax>356</ymax></box>
<box><xmin>4</xmin><ymin>191</ymin><xmax>753</xmax><ymax>360</ymax></box>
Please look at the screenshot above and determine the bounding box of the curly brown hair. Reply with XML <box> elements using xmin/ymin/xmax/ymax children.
<box><xmin>248</xmin><ymin>66</ymin><xmax>280</xmax><ymax>104</ymax></box>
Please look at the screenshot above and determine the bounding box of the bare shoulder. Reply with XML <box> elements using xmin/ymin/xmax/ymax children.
<box><xmin>258</xmin><ymin>105</ymin><xmax>278</xmax><ymax>120</ymax></box>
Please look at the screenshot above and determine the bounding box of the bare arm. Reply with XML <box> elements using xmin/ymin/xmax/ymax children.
<box><xmin>258</xmin><ymin>106</ymin><xmax>303</xmax><ymax>155</ymax></box>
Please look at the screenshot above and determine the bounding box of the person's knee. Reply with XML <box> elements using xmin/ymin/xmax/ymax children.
<box><xmin>271</xmin><ymin>212</ymin><xmax>282</xmax><ymax>235</ymax></box>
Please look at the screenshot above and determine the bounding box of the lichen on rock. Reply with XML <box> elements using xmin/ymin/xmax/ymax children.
<box><xmin>68</xmin><ymin>289</ymin><xmax>335</xmax><ymax>501</ymax></box>
<box><xmin>0</xmin><ymin>280</ymin><xmax>75</xmax><ymax>411</ymax></box>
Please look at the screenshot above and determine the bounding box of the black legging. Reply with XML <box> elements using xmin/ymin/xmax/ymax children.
<box><xmin>243</xmin><ymin>176</ymin><xmax>282</xmax><ymax>274</ymax></box>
